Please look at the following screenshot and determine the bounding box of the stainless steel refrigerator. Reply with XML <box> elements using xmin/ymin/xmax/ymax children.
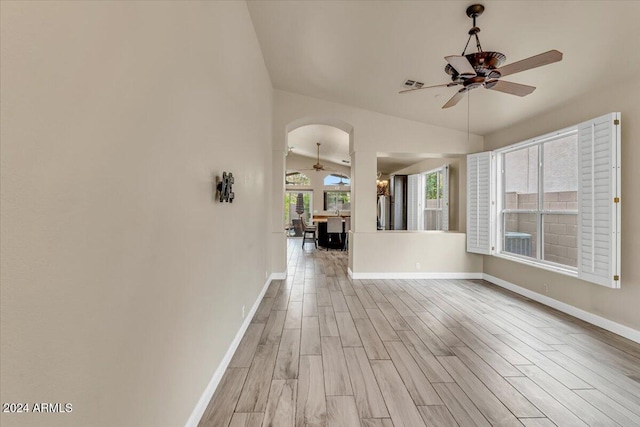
<box><xmin>377</xmin><ymin>195</ymin><xmax>390</xmax><ymax>230</ymax></box>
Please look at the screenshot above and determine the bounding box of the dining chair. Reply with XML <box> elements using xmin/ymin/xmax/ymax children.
<box><xmin>326</xmin><ymin>217</ymin><xmax>343</xmax><ymax>251</ymax></box>
<box><xmin>343</xmin><ymin>217</ymin><xmax>351</xmax><ymax>251</ymax></box>
<box><xmin>301</xmin><ymin>215</ymin><xmax>317</xmax><ymax>249</ymax></box>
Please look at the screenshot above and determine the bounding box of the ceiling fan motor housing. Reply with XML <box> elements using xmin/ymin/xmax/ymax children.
<box><xmin>445</xmin><ymin>51</ymin><xmax>505</xmax><ymax>82</ymax></box>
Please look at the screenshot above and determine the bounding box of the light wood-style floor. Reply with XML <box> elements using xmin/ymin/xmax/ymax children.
<box><xmin>199</xmin><ymin>238</ymin><xmax>640</xmax><ymax>426</ymax></box>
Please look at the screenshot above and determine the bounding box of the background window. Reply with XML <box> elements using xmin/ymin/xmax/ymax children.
<box><xmin>324</xmin><ymin>191</ymin><xmax>350</xmax><ymax>211</ymax></box>
<box><xmin>285</xmin><ymin>172</ymin><xmax>311</xmax><ymax>186</ymax></box>
<box><xmin>424</xmin><ymin>168</ymin><xmax>445</xmax><ymax>230</ymax></box>
<box><xmin>285</xmin><ymin>191</ymin><xmax>312</xmax><ymax>225</ymax></box>
<box><xmin>407</xmin><ymin>165</ymin><xmax>449</xmax><ymax>231</ymax></box>
<box><xmin>324</xmin><ymin>174</ymin><xmax>350</xmax><ymax>186</ymax></box>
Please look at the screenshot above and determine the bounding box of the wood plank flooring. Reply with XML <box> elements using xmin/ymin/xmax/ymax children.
<box><xmin>199</xmin><ymin>238</ymin><xmax>640</xmax><ymax>426</ymax></box>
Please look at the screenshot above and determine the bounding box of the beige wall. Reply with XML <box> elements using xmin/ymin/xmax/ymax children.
<box><xmin>483</xmin><ymin>79</ymin><xmax>640</xmax><ymax>331</ymax></box>
<box><xmin>0</xmin><ymin>2</ymin><xmax>272</xmax><ymax>426</ymax></box>
<box><xmin>352</xmin><ymin>232</ymin><xmax>482</xmax><ymax>276</ymax></box>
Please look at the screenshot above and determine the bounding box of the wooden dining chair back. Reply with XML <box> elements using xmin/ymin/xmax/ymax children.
<box><xmin>300</xmin><ymin>215</ymin><xmax>317</xmax><ymax>249</ymax></box>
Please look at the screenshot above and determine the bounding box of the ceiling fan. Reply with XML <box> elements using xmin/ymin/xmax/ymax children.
<box><xmin>299</xmin><ymin>142</ymin><xmax>329</xmax><ymax>172</ymax></box>
<box><xmin>400</xmin><ymin>4</ymin><xmax>563</xmax><ymax>108</ymax></box>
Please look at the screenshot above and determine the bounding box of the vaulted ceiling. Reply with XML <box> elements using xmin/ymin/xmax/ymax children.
<box><xmin>248</xmin><ymin>1</ymin><xmax>640</xmax><ymax>138</ymax></box>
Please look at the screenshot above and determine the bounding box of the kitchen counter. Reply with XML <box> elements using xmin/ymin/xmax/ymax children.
<box><xmin>312</xmin><ymin>215</ymin><xmax>350</xmax><ymax>223</ymax></box>
<box><xmin>312</xmin><ymin>216</ymin><xmax>349</xmax><ymax>249</ymax></box>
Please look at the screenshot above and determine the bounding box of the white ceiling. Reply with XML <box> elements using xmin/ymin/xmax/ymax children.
<box><xmin>287</xmin><ymin>124</ymin><xmax>350</xmax><ymax>165</ymax></box>
<box><xmin>377</xmin><ymin>155</ymin><xmax>435</xmax><ymax>176</ymax></box>
<box><xmin>248</xmin><ymin>1</ymin><xmax>640</xmax><ymax>137</ymax></box>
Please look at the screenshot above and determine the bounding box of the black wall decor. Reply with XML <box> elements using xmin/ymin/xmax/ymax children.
<box><xmin>216</xmin><ymin>172</ymin><xmax>235</xmax><ymax>203</ymax></box>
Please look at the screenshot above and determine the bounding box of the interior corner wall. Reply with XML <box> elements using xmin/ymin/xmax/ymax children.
<box><xmin>483</xmin><ymin>79</ymin><xmax>640</xmax><ymax>332</ymax></box>
<box><xmin>0</xmin><ymin>2</ymin><xmax>273</xmax><ymax>427</ymax></box>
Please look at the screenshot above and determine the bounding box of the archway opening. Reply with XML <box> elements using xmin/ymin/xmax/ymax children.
<box><xmin>284</xmin><ymin>123</ymin><xmax>352</xmax><ymax>250</ymax></box>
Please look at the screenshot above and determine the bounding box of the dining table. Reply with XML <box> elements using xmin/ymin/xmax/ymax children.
<box><xmin>312</xmin><ymin>216</ymin><xmax>348</xmax><ymax>249</ymax></box>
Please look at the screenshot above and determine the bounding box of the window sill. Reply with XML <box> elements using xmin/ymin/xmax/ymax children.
<box><xmin>493</xmin><ymin>252</ymin><xmax>578</xmax><ymax>278</ymax></box>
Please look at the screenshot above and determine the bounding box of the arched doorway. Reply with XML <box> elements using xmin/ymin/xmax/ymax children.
<box><xmin>271</xmin><ymin>118</ymin><xmax>354</xmax><ymax>275</ymax></box>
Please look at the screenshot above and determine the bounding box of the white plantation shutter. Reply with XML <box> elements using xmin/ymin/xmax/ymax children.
<box><xmin>577</xmin><ymin>113</ymin><xmax>621</xmax><ymax>288</ymax></box>
<box><xmin>407</xmin><ymin>174</ymin><xmax>420</xmax><ymax>230</ymax></box>
<box><xmin>467</xmin><ymin>152</ymin><xmax>493</xmax><ymax>254</ymax></box>
<box><xmin>441</xmin><ymin>164</ymin><xmax>449</xmax><ymax>231</ymax></box>
<box><xmin>417</xmin><ymin>175</ymin><xmax>425</xmax><ymax>230</ymax></box>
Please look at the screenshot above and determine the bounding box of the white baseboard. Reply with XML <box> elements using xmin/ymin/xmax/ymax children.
<box><xmin>348</xmin><ymin>269</ymin><xmax>483</xmax><ymax>280</ymax></box>
<box><xmin>184</xmin><ymin>271</ymin><xmax>284</xmax><ymax>427</ymax></box>
<box><xmin>483</xmin><ymin>273</ymin><xmax>640</xmax><ymax>344</ymax></box>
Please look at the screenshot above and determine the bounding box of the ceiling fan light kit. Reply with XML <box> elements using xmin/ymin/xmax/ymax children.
<box><xmin>400</xmin><ymin>4</ymin><xmax>563</xmax><ymax>109</ymax></box>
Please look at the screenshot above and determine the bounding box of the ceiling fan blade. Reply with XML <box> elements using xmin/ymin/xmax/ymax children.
<box><xmin>494</xmin><ymin>50</ymin><xmax>562</xmax><ymax>78</ymax></box>
<box><xmin>445</xmin><ymin>55</ymin><xmax>477</xmax><ymax>77</ymax></box>
<box><xmin>486</xmin><ymin>80</ymin><xmax>536</xmax><ymax>97</ymax></box>
<box><xmin>399</xmin><ymin>83</ymin><xmax>457</xmax><ymax>94</ymax></box>
<box><xmin>299</xmin><ymin>167</ymin><xmax>336</xmax><ymax>173</ymax></box>
<box><xmin>442</xmin><ymin>89</ymin><xmax>466</xmax><ymax>109</ymax></box>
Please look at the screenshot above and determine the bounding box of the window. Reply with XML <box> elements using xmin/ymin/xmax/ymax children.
<box><xmin>285</xmin><ymin>191</ymin><xmax>312</xmax><ymax>224</ymax></box>
<box><xmin>324</xmin><ymin>174</ymin><xmax>350</xmax><ymax>186</ymax></box>
<box><xmin>285</xmin><ymin>172</ymin><xmax>311</xmax><ymax>186</ymax></box>
<box><xmin>324</xmin><ymin>191</ymin><xmax>350</xmax><ymax>211</ymax></box>
<box><xmin>424</xmin><ymin>166</ymin><xmax>449</xmax><ymax>230</ymax></box>
<box><xmin>500</xmin><ymin>132</ymin><xmax>578</xmax><ymax>267</ymax></box>
<box><xmin>468</xmin><ymin>113</ymin><xmax>621</xmax><ymax>288</ymax></box>
<box><xmin>407</xmin><ymin>166</ymin><xmax>449</xmax><ymax>231</ymax></box>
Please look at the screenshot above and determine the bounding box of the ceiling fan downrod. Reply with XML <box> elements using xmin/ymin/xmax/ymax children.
<box><xmin>462</xmin><ymin>4</ymin><xmax>485</xmax><ymax>55</ymax></box>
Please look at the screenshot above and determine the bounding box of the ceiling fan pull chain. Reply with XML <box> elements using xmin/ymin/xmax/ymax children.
<box><xmin>467</xmin><ymin>89</ymin><xmax>470</xmax><ymax>141</ymax></box>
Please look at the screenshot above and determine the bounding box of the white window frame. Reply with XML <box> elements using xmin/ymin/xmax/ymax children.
<box><xmin>495</xmin><ymin>128</ymin><xmax>579</xmax><ymax>273</ymax></box>
<box><xmin>467</xmin><ymin>112</ymin><xmax>621</xmax><ymax>288</ymax></box>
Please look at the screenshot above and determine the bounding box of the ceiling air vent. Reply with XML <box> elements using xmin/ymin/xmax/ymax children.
<box><xmin>403</xmin><ymin>79</ymin><xmax>424</xmax><ymax>89</ymax></box>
